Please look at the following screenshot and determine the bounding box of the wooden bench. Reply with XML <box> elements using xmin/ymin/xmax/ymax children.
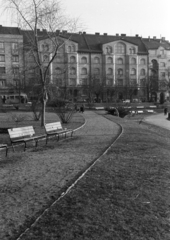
<box><xmin>8</xmin><ymin>126</ymin><xmax>42</xmax><ymax>151</ymax></box>
<box><xmin>44</xmin><ymin>122</ymin><xmax>73</xmax><ymax>144</ymax></box>
<box><xmin>0</xmin><ymin>144</ymin><xmax>8</xmax><ymax>156</ymax></box>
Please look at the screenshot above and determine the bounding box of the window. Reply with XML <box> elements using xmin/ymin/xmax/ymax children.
<box><xmin>117</xmin><ymin>79</ymin><xmax>123</xmax><ymax>86</ymax></box>
<box><xmin>130</xmin><ymin>79</ymin><xmax>137</xmax><ymax>86</ymax></box>
<box><xmin>69</xmin><ymin>78</ymin><xmax>76</xmax><ymax>86</ymax></box>
<box><xmin>106</xmin><ymin>46</ymin><xmax>112</xmax><ymax>54</ymax></box>
<box><xmin>0</xmin><ymin>55</ymin><xmax>5</xmax><ymax>62</ymax></box>
<box><xmin>131</xmin><ymin>58</ymin><xmax>136</xmax><ymax>64</ymax></box>
<box><xmin>81</xmin><ymin>68</ymin><xmax>87</xmax><ymax>75</ymax></box>
<box><xmin>12</xmin><ymin>43</ymin><xmax>18</xmax><ymax>53</ymax></box>
<box><xmin>130</xmin><ymin>47</ymin><xmax>136</xmax><ymax>54</ymax></box>
<box><xmin>56</xmin><ymin>67</ymin><xmax>61</xmax><ymax>75</ymax></box>
<box><xmin>56</xmin><ymin>56</ymin><xmax>61</xmax><ymax>63</ymax></box>
<box><xmin>42</xmin><ymin>43</ymin><xmax>49</xmax><ymax>52</ymax></box>
<box><xmin>80</xmin><ymin>78</ymin><xmax>87</xmax><ymax>85</ymax></box>
<box><xmin>131</xmin><ymin>68</ymin><xmax>136</xmax><ymax>75</ymax></box>
<box><xmin>140</xmin><ymin>69</ymin><xmax>145</xmax><ymax>76</ymax></box>
<box><xmin>160</xmin><ymin>49</ymin><xmax>164</xmax><ymax>55</ymax></box>
<box><xmin>107</xmin><ymin>68</ymin><xmax>113</xmax><ymax>75</ymax></box>
<box><xmin>0</xmin><ymin>79</ymin><xmax>6</xmax><ymax>86</ymax></box>
<box><xmin>115</xmin><ymin>43</ymin><xmax>125</xmax><ymax>54</ymax></box>
<box><xmin>140</xmin><ymin>59</ymin><xmax>145</xmax><ymax>65</ymax></box>
<box><xmin>70</xmin><ymin>56</ymin><xmax>76</xmax><ymax>63</ymax></box>
<box><xmin>70</xmin><ymin>67</ymin><xmax>76</xmax><ymax>75</ymax></box>
<box><xmin>117</xmin><ymin>58</ymin><xmax>123</xmax><ymax>64</ymax></box>
<box><xmin>43</xmin><ymin>54</ymin><xmax>49</xmax><ymax>62</ymax></box>
<box><xmin>13</xmin><ymin>67</ymin><xmax>19</xmax><ymax>75</ymax></box>
<box><xmin>94</xmin><ymin>68</ymin><xmax>100</xmax><ymax>74</ymax></box>
<box><xmin>107</xmin><ymin>57</ymin><xmax>113</xmax><ymax>64</ymax></box>
<box><xmin>160</xmin><ymin>72</ymin><xmax>165</xmax><ymax>77</ymax></box>
<box><xmin>12</xmin><ymin>55</ymin><xmax>19</xmax><ymax>62</ymax></box>
<box><xmin>94</xmin><ymin>57</ymin><xmax>100</xmax><ymax>63</ymax></box>
<box><xmin>0</xmin><ymin>67</ymin><xmax>5</xmax><ymax>74</ymax></box>
<box><xmin>68</xmin><ymin>46</ymin><xmax>71</xmax><ymax>52</ymax></box>
<box><xmin>117</xmin><ymin>68</ymin><xmax>123</xmax><ymax>76</ymax></box>
<box><xmin>72</xmin><ymin>45</ymin><xmax>75</xmax><ymax>52</ymax></box>
<box><xmin>160</xmin><ymin>62</ymin><xmax>165</xmax><ymax>67</ymax></box>
<box><xmin>106</xmin><ymin>79</ymin><xmax>112</xmax><ymax>86</ymax></box>
<box><xmin>0</xmin><ymin>42</ymin><xmax>4</xmax><ymax>49</ymax></box>
<box><xmin>81</xmin><ymin>57</ymin><xmax>87</xmax><ymax>64</ymax></box>
<box><xmin>56</xmin><ymin>78</ymin><xmax>62</xmax><ymax>86</ymax></box>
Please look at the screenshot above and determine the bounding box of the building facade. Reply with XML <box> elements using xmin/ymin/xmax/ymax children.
<box><xmin>1</xmin><ymin>25</ymin><xmax>170</xmax><ymax>103</ymax></box>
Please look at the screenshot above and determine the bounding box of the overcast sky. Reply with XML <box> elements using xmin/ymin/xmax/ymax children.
<box><xmin>0</xmin><ymin>0</ymin><xmax>170</xmax><ymax>40</ymax></box>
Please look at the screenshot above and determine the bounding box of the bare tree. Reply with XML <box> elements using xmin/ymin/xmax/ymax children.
<box><xmin>4</xmin><ymin>0</ymin><xmax>82</xmax><ymax>126</ymax></box>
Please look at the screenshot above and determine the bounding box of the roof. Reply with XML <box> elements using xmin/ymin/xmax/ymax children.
<box><xmin>142</xmin><ymin>38</ymin><xmax>170</xmax><ymax>50</ymax></box>
<box><xmin>60</xmin><ymin>32</ymin><xmax>148</xmax><ymax>54</ymax></box>
<box><xmin>0</xmin><ymin>25</ymin><xmax>21</xmax><ymax>35</ymax></box>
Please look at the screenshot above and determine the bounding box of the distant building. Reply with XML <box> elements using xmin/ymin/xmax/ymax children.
<box><xmin>0</xmin><ymin>25</ymin><xmax>170</xmax><ymax>103</ymax></box>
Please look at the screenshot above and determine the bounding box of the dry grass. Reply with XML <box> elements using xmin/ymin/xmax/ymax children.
<box><xmin>14</xmin><ymin>113</ymin><xmax>170</xmax><ymax>240</ymax></box>
<box><xmin>0</xmin><ymin>111</ymin><xmax>120</xmax><ymax>240</ymax></box>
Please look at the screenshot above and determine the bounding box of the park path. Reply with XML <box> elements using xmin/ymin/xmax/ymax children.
<box><xmin>144</xmin><ymin>112</ymin><xmax>170</xmax><ymax>130</ymax></box>
<box><xmin>0</xmin><ymin>111</ymin><xmax>120</xmax><ymax>240</ymax></box>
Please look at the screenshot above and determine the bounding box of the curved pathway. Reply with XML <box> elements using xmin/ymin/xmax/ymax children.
<box><xmin>144</xmin><ymin>113</ymin><xmax>170</xmax><ymax>130</ymax></box>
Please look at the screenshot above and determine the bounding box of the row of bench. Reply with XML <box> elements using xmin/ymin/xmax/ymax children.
<box><xmin>0</xmin><ymin>122</ymin><xmax>74</xmax><ymax>156</ymax></box>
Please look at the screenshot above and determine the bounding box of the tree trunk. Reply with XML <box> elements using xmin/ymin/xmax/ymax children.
<box><xmin>41</xmin><ymin>99</ymin><xmax>46</xmax><ymax>127</ymax></box>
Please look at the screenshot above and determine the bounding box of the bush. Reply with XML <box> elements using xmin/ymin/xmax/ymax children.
<box><xmin>106</xmin><ymin>106</ymin><xmax>129</xmax><ymax>118</ymax></box>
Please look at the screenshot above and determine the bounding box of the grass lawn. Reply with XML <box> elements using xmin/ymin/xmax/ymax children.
<box><xmin>1</xmin><ymin>110</ymin><xmax>170</xmax><ymax>240</ymax></box>
<box><xmin>16</xmin><ymin>113</ymin><xmax>170</xmax><ymax>240</ymax></box>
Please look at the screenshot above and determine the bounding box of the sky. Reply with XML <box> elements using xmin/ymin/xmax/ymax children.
<box><xmin>0</xmin><ymin>0</ymin><xmax>170</xmax><ymax>40</ymax></box>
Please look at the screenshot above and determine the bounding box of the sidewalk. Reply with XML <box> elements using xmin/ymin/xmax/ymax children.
<box><xmin>144</xmin><ymin>113</ymin><xmax>170</xmax><ymax>130</ymax></box>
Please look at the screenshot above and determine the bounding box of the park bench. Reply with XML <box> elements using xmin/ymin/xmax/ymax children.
<box><xmin>0</xmin><ymin>144</ymin><xmax>8</xmax><ymax>156</ymax></box>
<box><xmin>137</xmin><ymin>110</ymin><xmax>144</xmax><ymax>114</ymax></box>
<box><xmin>44</xmin><ymin>122</ymin><xmax>73</xmax><ymax>144</ymax></box>
<box><xmin>147</xmin><ymin>110</ymin><xmax>154</xmax><ymax>113</ymax></box>
<box><xmin>8</xmin><ymin>126</ymin><xmax>42</xmax><ymax>151</ymax></box>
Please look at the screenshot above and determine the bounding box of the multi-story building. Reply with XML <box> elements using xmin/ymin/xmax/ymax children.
<box><xmin>1</xmin><ymin>25</ymin><xmax>170</xmax><ymax>103</ymax></box>
<box><xmin>0</xmin><ymin>25</ymin><xmax>24</xmax><ymax>98</ymax></box>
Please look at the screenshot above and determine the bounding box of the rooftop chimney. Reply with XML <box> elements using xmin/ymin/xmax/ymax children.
<box><xmin>153</xmin><ymin>36</ymin><xmax>156</xmax><ymax>39</ymax></box>
<box><xmin>135</xmin><ymin>34</ymin><xmax>139</xmax><ymax>37</ymax></box>
<box><xmin>83</xmin><ymin>32</ymin><xmax>86</xmax><ymax>34</ymax></box>
<box><xmin>121</xmin><ymin>34</ymin><xmax>126</xmax><ymax>36</ymax></box>
<box><xmin>116</xmin><ymin>34</ymin><xmax>119</xmax><ymax>36</ymax></box>
<box><xmin>95</xmin><ymin>32</ymin><xmax>100</xmax><ymax>35</ymax></box>
<box><xmin>103</xmin><ymin>33</ymin><xmax>107</xmax><ymax>36</ymax></box>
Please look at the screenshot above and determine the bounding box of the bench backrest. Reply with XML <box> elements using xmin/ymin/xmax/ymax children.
<box><xmin>45</xmin><ymin>122</ymin><xmax>63</xmax><ymax>133</ymax></box>
<box><xmin>8</xmin><ymin>126</ymin><xmax>35</xmax><ymax>141</ymax></box>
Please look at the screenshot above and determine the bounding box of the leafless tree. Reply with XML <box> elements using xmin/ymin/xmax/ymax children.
<box><xmin>3</xmin><ymin>0</ymin><xmax>82</xmax><ymax>126</ymax></box>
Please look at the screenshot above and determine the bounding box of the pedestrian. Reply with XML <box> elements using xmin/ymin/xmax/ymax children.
<box><xmin>80</xmin><ymin>104</ymin><xmax>84</xmax><ymax>113</ymax></box>
<box><xmin>75</xmin><ymin>104</ymin><xmax>78</xmax><ymax>111</ymax></box>
<box><xmin>164</xmin><ymin>107</ymin><xmax>168</xmax><ymax>115</ymax></box>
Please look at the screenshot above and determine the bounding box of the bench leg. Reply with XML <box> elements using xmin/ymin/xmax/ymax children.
<box><xmin>24</xmin><ymin>142</ymin><xmax>27</xmax><ymax>151</ymax></box>
<box><xmin>12</xmin><ymin>144</ymin><xmax>15</xmax><ymax>152</ymax></box>
<box><xmin>6</xmin><ymin>146</ymin><xmax>8</xmax><ymax>157</ymax></box>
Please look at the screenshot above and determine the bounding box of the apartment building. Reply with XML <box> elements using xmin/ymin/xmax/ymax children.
<box><xmin>1</xmin><ymin>25</ymin><xmax>170</xmax><ymax>102</ymax></box>
<box><xmin>0</xmin><ymin>25</ymin><xmax>24</xmax><ymax>97</ymax></box>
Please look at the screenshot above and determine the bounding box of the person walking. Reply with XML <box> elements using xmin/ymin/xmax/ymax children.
<box><xmin>80</xmin><ymin>104</ymin><xmax>84</xmax><ymax>113</ymax></box>
<box><xmin>164</xmin><ymin>107</ymin><xmax>168</xmax><ymax>115</ymax></box>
